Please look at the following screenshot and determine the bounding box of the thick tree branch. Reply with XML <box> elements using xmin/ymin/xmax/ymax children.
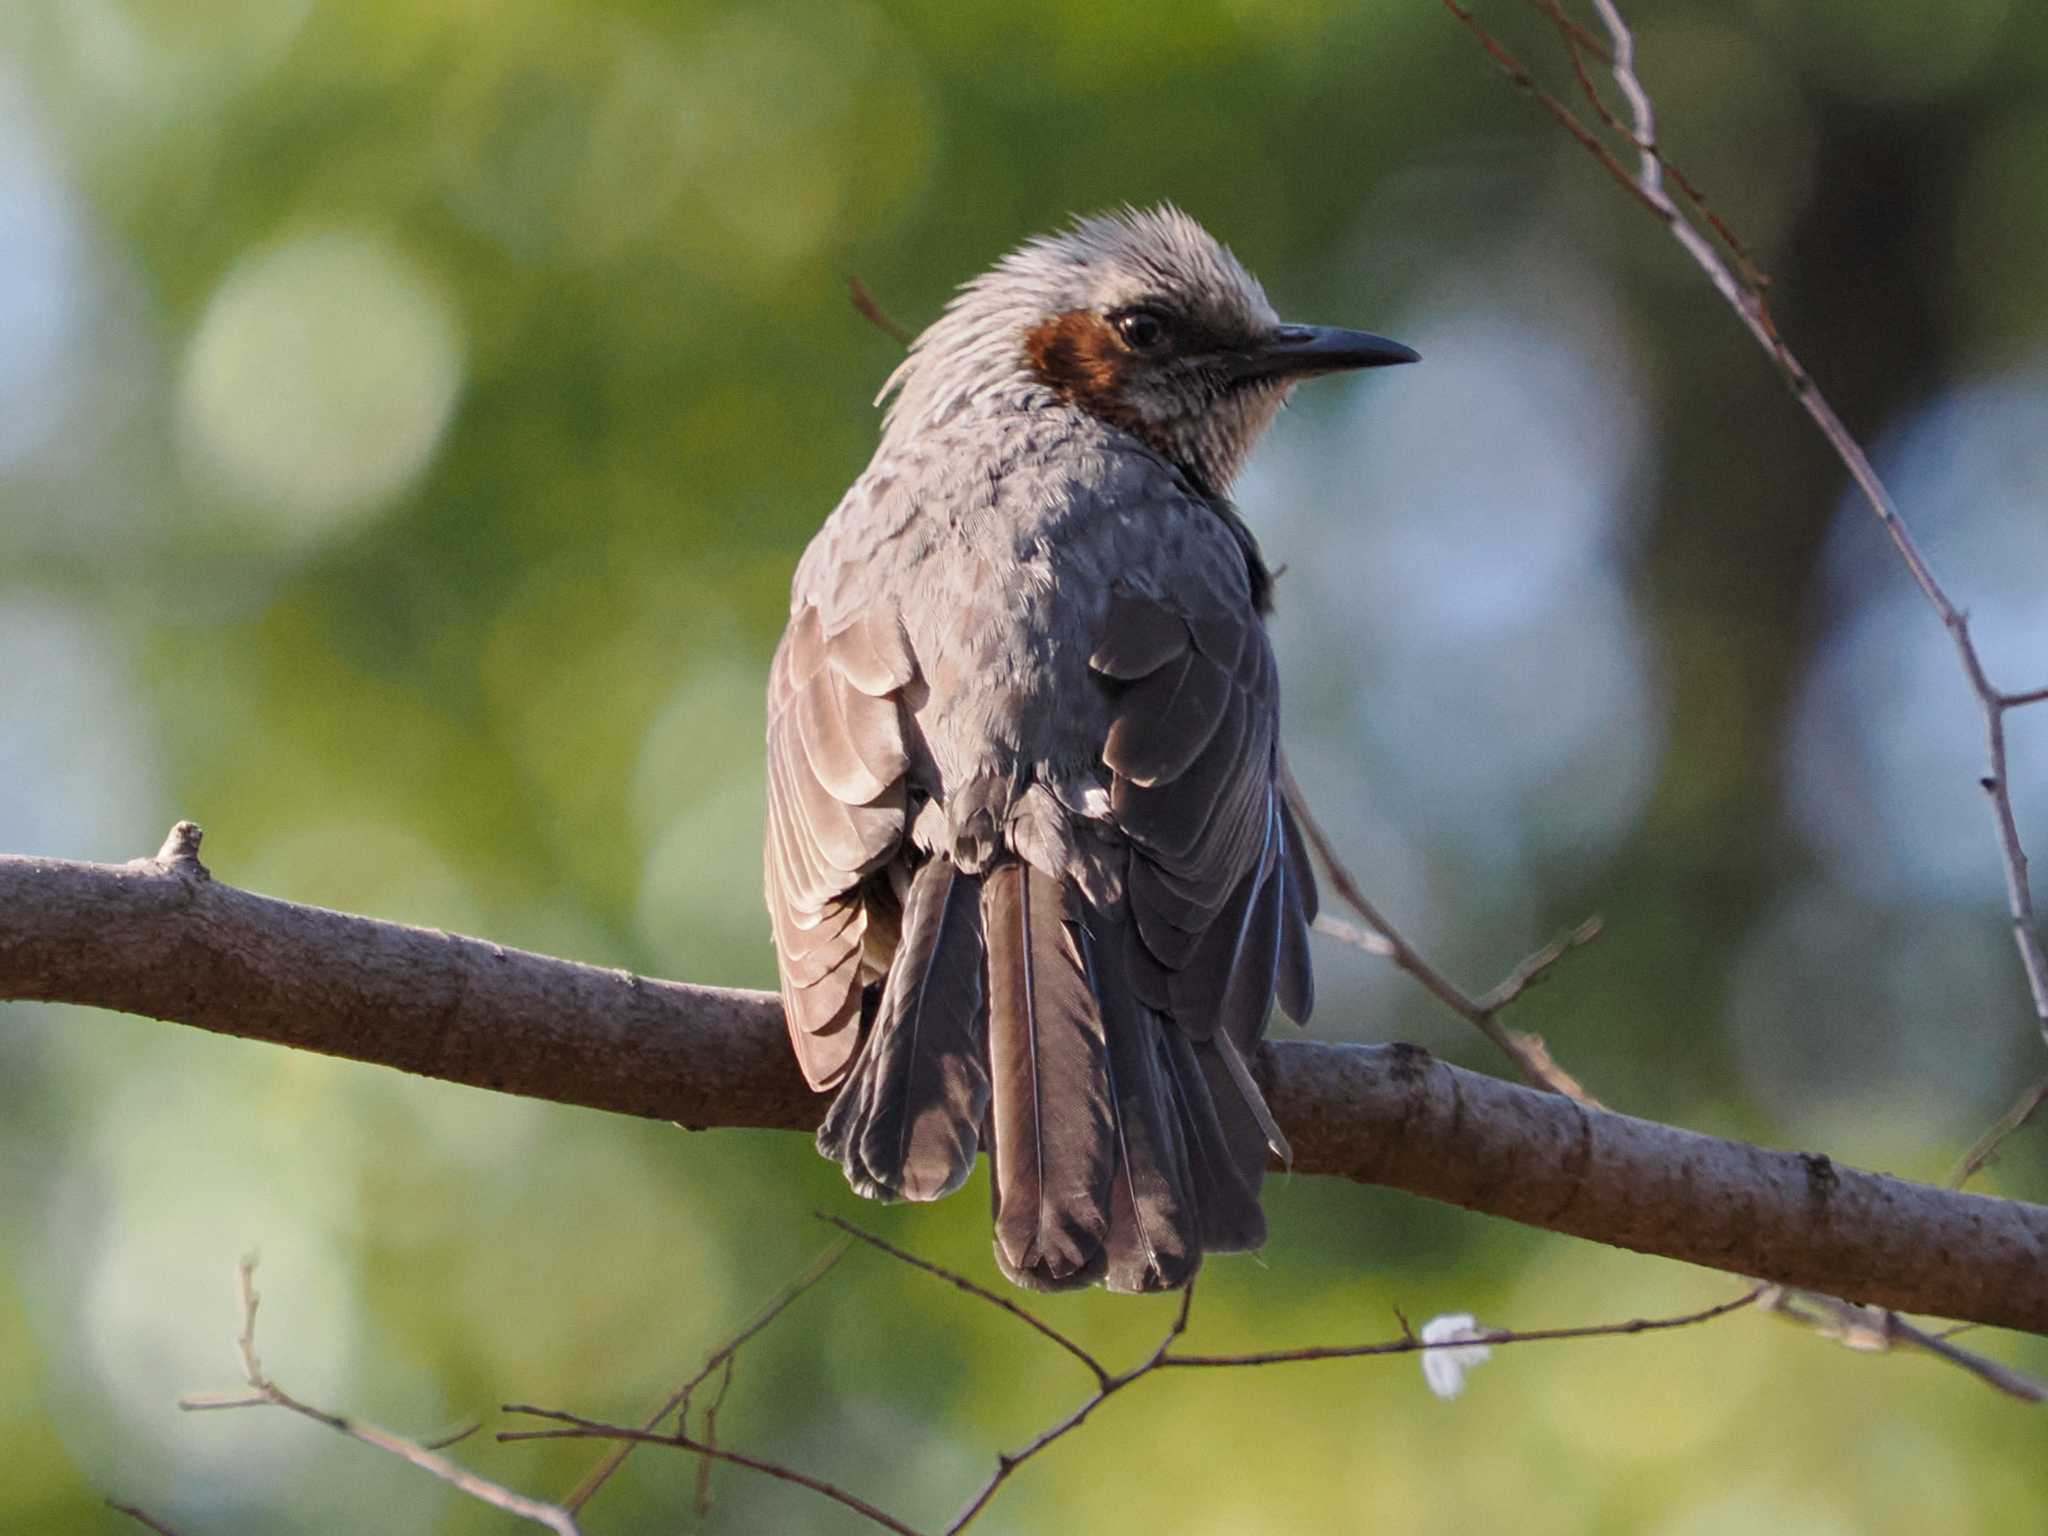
<box><xmin>4</xmin><ymin>827</ymin><xmax>2046</xmax><ymax>1333</ymax></box>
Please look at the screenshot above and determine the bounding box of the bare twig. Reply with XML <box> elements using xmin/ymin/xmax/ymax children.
<box><xmin>939</xmin><ymin>1287</ymin><xmax>1195</xmax><ymax>1535</ymax></box>
<box><xmin>496</xmin><ymin>1263</ymin><xmax>1771</xmax><ymax>1536</ymax></box>
<box><xmin>191</xmin><ymin>1224</ymin><xmax>2034</xmax><ymax>1536</ymax></box>
<box><xmin>1952</xmin><ymin>1073</ymin><xmax>2048</xmax><ymax>1187</ymax></box>
<box><xmin>1526</xmin><ymin>0</ymin><xmax>1771</xmax><ymax>298</ymax></box>
<box><xmin>1163</xmin><ymin>1284</ymin><xmax>1764</xmax><ymax>1368</ymax></box>
<box><xmin>696</xmin><ymin>1352</ymin><xmax>737</xmax><ymax>1516</ymax></box>
<box><xmin>819</xmin><ymin>1213</ymin><xmax>1110</xmax><ymax>1386</ymax></box>
<box><xmin>1461</xmin><ymin>0</ymin><xmax>2048</xmax><ymax>1089</ymax></box>
<box><xmin>1477</xmin><ymin>915</ymin><xmax>1608</xmax><ymax>1013</ymax></box>
<box><xmin>1438</xmin><ymin>0</ymin><xmax>1664</xmax><ymax>220</ymax></box>
<box><xmin>843</xmin><ymin>1227</ymin><xmax>1762</xmax><ymax>1533</ymax></box>
<box><xmin>178</xmin><ymin>1259</ymin><xmax>582</xmax><ymax>1536</ymax></box>
<box><xmin>559</xmin><ymin>1236</ymin><xmax>851</xmax><ymax>1514</ymax></box>
<box><xmin>849</xmin><ymin>276</ymin><xmax>915</xmax><ymax>346</ymax></box>
<box><xmin>502</xmin><ymin>1406</ymin><xmax>924</xmax><ymax>1536</ymax></box>
<box><xmin>106</xmin><ymin>1501</ymin><xmax>186</xmax><ymax>1536</ymax></box>
<box><xmin>1762</xmin><ymin>1289</ymin><xmax>2048</xmax><ymax>1404</ymax></box>
<box><xmin>1281</xmin><ymin>761</ymin><xmax>1604</xmax><ymax>1104</ymax></box>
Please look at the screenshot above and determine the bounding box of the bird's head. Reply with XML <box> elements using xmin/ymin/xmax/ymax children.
<box><xmin>879</xmin><ymin>205</ymin><xmax>1417</xmax><ymax>494</ymax></box>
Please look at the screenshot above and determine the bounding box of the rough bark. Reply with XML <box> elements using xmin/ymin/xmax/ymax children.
<box><xmin>5</xmin><ymin>826</ymin><xmax>2044</xmax><ymax>1333</ymax></box>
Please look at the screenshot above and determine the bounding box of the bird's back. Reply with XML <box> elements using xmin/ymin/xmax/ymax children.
<box><xmin>796</xmin><ymin>409</ymin><xmax>1253</xmax><ymax>838</ymax></box>
<box><xmin>768</xmin><ymin>396</ymin><xmax>1316</xmax><ymax>1292</ymax></box>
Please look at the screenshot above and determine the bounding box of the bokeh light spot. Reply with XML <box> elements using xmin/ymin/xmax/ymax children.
<box><xmin>177</xmin><ymin>230</ymin><xmax>464</xmax><ymax>545</ymax></box>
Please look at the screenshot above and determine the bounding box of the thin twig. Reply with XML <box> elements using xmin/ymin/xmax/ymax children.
<box><xmin>500</xmin><ymin>1264</ymin><xmax>1769</xmax><ymax>1536</ymax></box>
<box><xmin>1438</xmin><ymin>0</ymin><xmax>1664</xmax><ymax>221</ymax></box>
<box><xmin>1477</xmin><ymin>915</ymin><xmax>1608</xmax><ymax>1013</ymax></box>
<box><xmin>939</xmin><ymin>1287</ymin><xmax>1195</xmax><ymax>1536</ymax></box>
<box><xmin>178</xmin><ymin>1259</ymin><xmax>582</xmax><ymax>1536</ymax></box>
<box><xmin>502</xmin><ymin>1406</ymin><xmax>924</xmax><ymax>1536</ymax></box>
<box><xmin>1527</xmin><ymin>0</ymin><xmax>1771</xmax><ymax>298</ymax></box>
<box><xmin>831</xmin><ymin>1220</ymin><xmax>1757</xmax><ymax>1533</ymax></box>
<box><xmin>560</xmin><ymin>1236</ymin><xmax>851</xmax><ymax>1514</ymax></box>
<box><xmin>1897</xmin><ymin>1316</ymin><xmax>2048</xmax><ymax>1402</ymax></box>
<box><xmin>106</xmin><ymin>1501</ymin><xmax>186</xmax><ymax>1536</ymax></box>
<box><xmin>1164</xmin><ymin>1285</ymin><xmax>1763</xmax><ymax>1368</ymax></box>
<box><xmin>1952</xmin><ymin>1073</ymin><xmax>2048</xmax><ymax>1187</ymax></box>
<box><xmin>503</xmin><ymin>1193</ymin><xmax>2045</xmax><ymax>1536</ymax></box>
<box><xmin>696</xmin><ymin>1352</ymin><xmax>737</xmax><ymax>1516</ymax></box>
<box><xmin>1761</xmin><ymin>1289</ymin><xmax>2048</xmax><ymax>1404</ymax></box>
<box><xmin>1280</xmin><ymin>760</ymin><xmax>1603</xmax><ymax>1104</ymax></box>
<box><xmin>849</xmin><ymin>276</ymin><xmax>915</xmax><ymax>346</ymax></box>
<box><xmin>819</xmin><ymin>1214</ymin><xmax>1111</xmax><ymax>1386</ymax></box>
<box><xmin>845</xmin><ymin>1233</ymin><xmax>1759</xmax><ymax>1532</ymax></box>
<box><xmin>419</xmin><ymin>1418</ymin><xmax>482</xmax><ymax>1452</ymax></box>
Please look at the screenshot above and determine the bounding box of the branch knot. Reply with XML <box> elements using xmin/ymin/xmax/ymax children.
<box><xmin>150</xmin><ymin>822</ymin><xmax>211</xmax><ymax>882</ymax></box>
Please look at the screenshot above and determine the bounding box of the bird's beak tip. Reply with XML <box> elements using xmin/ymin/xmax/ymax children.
<box><xmin>1241</xmin><ymin>325</ymin><xmax>1420</xmax><ymax>381</ymax></box>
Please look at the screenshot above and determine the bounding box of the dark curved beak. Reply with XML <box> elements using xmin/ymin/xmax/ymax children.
<box><xmin>1231</xmin><ymin>324</ymin><xmax>1420</xmax><ymax>383</ymax></box>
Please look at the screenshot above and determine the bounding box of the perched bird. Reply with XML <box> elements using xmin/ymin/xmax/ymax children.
<box><xmin>765</xmin><ymin>206</ymin><xmax>1416</xmax><ymax>1292</ymax></box>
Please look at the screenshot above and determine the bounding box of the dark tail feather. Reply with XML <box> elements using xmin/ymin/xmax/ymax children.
<box><xmin>1217</xmin><ymin>855</ymin><xmax>1284</xmax><ymax>1056</ymax></box>
<box><xmin>815</xmin><ymin>1011</ymin><xmax>885</xmax><ymax>1193</ymax></box>
<box><xmin>1083</xmin><ymin>919</ymin><xmax>1199</xmax><ymax>1293</ymax></box>
<box><xmin>822</xmin><ymin>853</ymin><xmax>1280</xmax><ymax>1291</ymax></box>
<box><xmin>984</xmin><ymin>862</ymin><xmax>1115</xmax><ymax>1290</ymax></box>
<box><xmin>1276</xmin><ymin>794</ymin><xmax>1317</xmax><ymax>1023</ymax></box>
<box><xmin>1213</xmin><ymin>1030</ymin><xmax>1289</xmax><ymax>1166</ymax></box>
<box><xmin>818</xmin><ymin>857</ymin><xmax>990</xmax><ymax>1202</ymax></box>
<box><xmin>1160</xmin><ymin>1026</ymin><xmax>1267</xmax><ymax>1253</ymax></box>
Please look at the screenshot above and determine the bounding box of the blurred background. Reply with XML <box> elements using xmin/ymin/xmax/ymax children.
<box><xmin>4</xmin><ymin>0</ymin><xmax>2048</xmax><ymax>1530</ymax></box>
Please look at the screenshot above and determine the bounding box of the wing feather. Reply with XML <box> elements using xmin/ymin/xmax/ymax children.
<box><xmin>1090</xmin><ymin>592</ymin><xmax>1192</xmax><ymax>680</ymax></box>
<box><xmin>1103</xmin><ymin>649</ymin><xmax>1233</xmax><ymax>786</ymax></box>
<box><xmin>1088</xmin><ymin>571</ymin><xmax>1311</xmax><ymax>1223</ymax></box>
<box><xmin>765</xmin><ymin>599</ymin><xmax>913</xmax><ymax>1090</ymax></box>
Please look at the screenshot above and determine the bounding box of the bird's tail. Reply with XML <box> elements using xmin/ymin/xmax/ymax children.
<box><xmin>816</xmin><ymin>856</ymin><xmax>989</xmax><ymax>1202</ymax></box>
<box><xmin>818</xmin><ymin>855</ymin><xmax>1280</xmax><ymax>1293</ymax></box>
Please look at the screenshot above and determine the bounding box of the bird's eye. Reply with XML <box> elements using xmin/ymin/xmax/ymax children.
<box><xmin>1113</xmin><ymin>308</ymin><xmax>1170</xmax><ymax>352</ymax></box>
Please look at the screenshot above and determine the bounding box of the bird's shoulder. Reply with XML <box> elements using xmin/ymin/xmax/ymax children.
<box><xmin>797</xmin><ymin>409</ymin><xmax>1264</xmax><ymax>613</ymax></box>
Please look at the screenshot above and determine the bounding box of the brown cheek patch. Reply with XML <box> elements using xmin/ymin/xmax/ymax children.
<box><xmin>1024</xmin><ymin>311</ymin><xmax>1144</xmax><ymax>434</ymax></box>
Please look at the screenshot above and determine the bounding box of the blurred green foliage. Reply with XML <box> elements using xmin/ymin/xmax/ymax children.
<box><xmin>4</xmin><ymin>0</ymin><xmax>2048</xmax><ymax>1530</ymax></box>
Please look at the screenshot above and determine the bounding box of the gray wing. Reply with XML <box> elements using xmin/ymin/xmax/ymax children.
<box><xmin>763</xmin><ymin>601</ymin><xmax>916</xmax><ymax>1090</ymax></box>
<box><xmin>1076</xmin><ymin>543</ymin><xmax>1320</xmax><ymax>1272</ymax></box>
<box><xmin>1093</xmin><ymin>572</ymin><xmax>1319</xmax><ymax>1060</ymax></box>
